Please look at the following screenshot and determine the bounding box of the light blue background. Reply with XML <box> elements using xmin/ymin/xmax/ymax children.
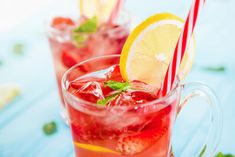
<box><xmin>0</xmin><ymin>0</ymin><xmax>234</xmax><ymax>156</ymax></box>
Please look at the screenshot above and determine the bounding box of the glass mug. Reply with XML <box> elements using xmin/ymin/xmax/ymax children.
<box><xmin>62</xmin><ymin>55</ymin><xmax>222</xmax><ymax>157</ymax></box>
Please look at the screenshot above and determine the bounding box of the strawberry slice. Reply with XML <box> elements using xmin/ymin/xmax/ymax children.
<box><xmin>106</xmin><ymin>65</ymin><xmax>124</xmax><ymax>82</ymax></box>
<box><xmin>51</xmin><ymin>17</ymin><xmax>75</xmax><ymax>27</ymax></box>
<box><xmin>116</xmin><ymin>124</ymin><xmax>168</xmax><ymax>155</ymax></box>
<box><xmin>61</xmin><ymin>50</ymin><xmax>82</xmax><ymax>68</ymax></box>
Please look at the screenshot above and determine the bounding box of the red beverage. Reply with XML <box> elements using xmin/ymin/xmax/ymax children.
<box><xmin>47</xmin><ymin>14</ymin><xmax>130</xmax><ymax>105</ymax></box>
<box><xmin>62</xmin><ymin>56</ymin><xmax>180</xmax><ymax>157</ymax></box>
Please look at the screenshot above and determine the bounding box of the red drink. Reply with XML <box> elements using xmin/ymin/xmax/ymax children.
<box><xmin>47</xmin><ymin>14</ymin><xmax>129</xmax><ymax>105</ymax></box>
<box><xmin>62</xmin><ymin>56</ymin><xmax>180</xmax><ymax>157</ymax></box>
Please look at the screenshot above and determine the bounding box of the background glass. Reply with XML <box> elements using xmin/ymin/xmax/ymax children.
<box><xmin>47</xmin><ymin>11</ymin><xmax>130</xmax><ymax>122</ymax></box>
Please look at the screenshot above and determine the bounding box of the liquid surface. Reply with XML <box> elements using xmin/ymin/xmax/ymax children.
<box><xmin>67</xmin><ymin>65</ymin><xmax>158</xmax><ymax>106</ymax></box>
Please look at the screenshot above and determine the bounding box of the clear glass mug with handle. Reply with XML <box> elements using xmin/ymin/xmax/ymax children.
<box><xmin>62</xmin><ymin>55</ymin><xmax>222</xmax><ymax>157</ymax></box>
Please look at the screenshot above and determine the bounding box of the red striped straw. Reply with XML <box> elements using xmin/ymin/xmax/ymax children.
<box><xmin>109</xmin><ymin>0</ymin><xmax>124</xmax><ymax>24</ymax></box>
<box><xmin>160</xmin><ymin>0</ymin><xmax>206</xmax><ymax>96</ymax></box>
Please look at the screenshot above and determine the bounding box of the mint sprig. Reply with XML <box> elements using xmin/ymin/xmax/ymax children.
<box><xmin>0</xmin><ymin>60</ymin><xmax>3</xmax><ymax>66</ymax></box>
<box><xmin>215</xmin><ymin>152</ymin><xmax>234</xmax><ymax>157</ymax></box>
<box><xmin>74</xmin><ymin>17</ymin><xmax>98</xmax><ymax>33</ymax></box>
<box><xmin>97</xmin><ymin>81</ymin><xmax>131</xmax><ymax>106</ymax></box>
<box><xmin>97</xmin><ymin>93</ymin><xmax>119</xmax><ymax>106</ymax></box>
<box><xmin>72</xmin><ymin>33</ymin><xmax>89</xmax><ymax>47</ymax></box>
<box><xmin>199</xmin><ymin>145</ymin><xmax>207</xmax><ymax>157</ymax></box>
<box><xmin>104</xmin><ymin>80</ymin><xmax>131</xmax><ymax>91</ymax></box>
<box><xmin>42</xmin><ymin>121</ymin><xmax>57</xmax><ymax>135</ymax></box>
<box><xmin>203</xmin><ymin>66</ymin><xmax>226</xmax><ymax>72</ymax></box>
<box><xmin>13</xmin><ymin>43</ymin><xmax>24</xmax><ymax>55</ymax></box>
<box><xmin>72</xmin><ymin>17</ymin><xmax>98</xmax><ymax>47</ymax></box>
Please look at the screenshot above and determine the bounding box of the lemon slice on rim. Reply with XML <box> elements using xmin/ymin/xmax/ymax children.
<box><xmin>120</xmin><ymin>13</ymin><xmax>195</xmax><ymax>88</ymax></box>
<box><xmin>79</xmin><ymin>0</ymin><xmax>119</xmax><ymax>24</ymax></box>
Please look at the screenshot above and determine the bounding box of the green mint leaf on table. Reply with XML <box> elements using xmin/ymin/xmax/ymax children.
<box><xmin>97</xmin><ymin>93</ymin><xmax>119</xmax><ymax>106</ymax></box>
<box><xmin>203</xmin><ymin>66</ymin><xmax>226</xmax><ymax>72</ymax></box>
<box><xmin>215</xmin><ymin>152</ymin><xmax>235</xmax><ymax>157</ymax></box>
<box><xmin>0</xmin><ymin>60</ymin><xmax>3</xmax><ymax>66</ymax></box>
<box><xmin>43</xmin><ymin>121</ymin><xmax>57</xmax><ymax>135</ymax></box>
<box><xmin>13</xmin><ymin>43</ymin><xmax>24</xmax><ymax>55</ymax></box>
<box><xmin>199</xmin><ymin>145</ymin><xmax>207</xmax><ymax>157</ymax></box>
<box><xmin>104</xmin><ymin>81</ymin><xmax>131</xmax><ymax>91</ymax></box>
<box><xmin>74</xmin><ymin>16</ymin><xmax>98</xmax><ymax>33</ymax></box>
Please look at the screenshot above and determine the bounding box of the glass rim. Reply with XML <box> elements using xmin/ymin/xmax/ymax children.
<box><xmin>45</xmin><ymin>9</ymin><xmax>131</xmax><ymax>37</ymax></box>
<box><xmin>61</xmin><ymin>54</ymin><xmax>181</xmax><ymax>110</ymax></box>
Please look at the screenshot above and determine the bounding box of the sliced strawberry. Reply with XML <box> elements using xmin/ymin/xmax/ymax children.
<box><xmin>51</xmin><ymin>17</ymin><xmax>75</xmax><ymax>27</ymax></box>
<box><xmin>130</xmin><ymin>91</ymin><xmax>157</xmax><ymax>104</ymax></box>
<box><xmin>61</xmin><ymin>50</ymin><xmax>82</xmax><ymax>68</ymax></box>
<box><xmin>116</xmin><ymin>125</ymin><xmax>168</xmax><ymax>155</ymax></box>
<box><xmin>106</xmin><ymin>65</ymin><xmax>124</xmax><ymax>82</ymax></box>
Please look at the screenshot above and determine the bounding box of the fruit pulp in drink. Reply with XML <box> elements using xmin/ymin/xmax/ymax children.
<box><xmin>65</xmin><ymin>65</ymin><xmax>179</xmax><ymax>157</ymax></box>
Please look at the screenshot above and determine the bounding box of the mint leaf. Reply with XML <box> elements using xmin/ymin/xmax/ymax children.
<box><xmin>73</xmin><ymin>33</ymin><xmax>87</xmax><ymax>43</ymax></box>
<box><xmin>97</xmin><ymin>81</ymin><xmax>130</xmax><ymax>106</ymax></box>
<box><xmin>105</xmin><ymin>81</ymin><xmax>131</xmax><ymax>91</ymax></box>
<box><xmin>72</xmin><ymin>17</ymin><xmax>98</xmax><ymax>47</ymax></box>
<box><xmin>97</xmin><ymin>93</ymin><xmax>119</xmax><ymax>106</ymax></box>
<box><xmin>43</xmin><ymin>121</ymin><xmax>57</xmax><ymax>135</ymax></box>
<box><xmin>199</xmin><ymin>145</ymin><xmax>206</xmax><ymax>157</ymax></box>
<box><xmin>203</xmin><ymin>66</ymin><xmax>225</xmax><ymax>72</ymax></box>
<box><xmin>0</xmin><ymin>60</ymin><xmax>3</xmax><ymax>66</ymax></box>
<box><xmin>13</xmin><ymin>43</ymin><xmax>24</xmax><ymax>55</ymax></box>
<box><xmin>72</xmin><ymin>33</ymin><xmax>89</xmax><ymax>47</ymax></box>
<box><xmin>215</xmin><ymin>152</ymin><xmax>234</xmax><ymax>157</ymax></box>
<box><xmin>74</xmin><ymin>17</ymin><xmax>98</xmax><ymax>33</ymax></box>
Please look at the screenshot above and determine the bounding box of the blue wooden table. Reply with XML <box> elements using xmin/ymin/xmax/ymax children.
<box><xmin>0</xmin><ymin>0</ymin><xmax>234</xmax><ymax>156</ymax></box>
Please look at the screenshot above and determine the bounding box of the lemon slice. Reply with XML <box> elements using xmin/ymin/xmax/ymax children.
<box><xmin>120</xmin><ymin>13</ymin><xmax>195</xmax><ymax>88</ymax></box>
<box><xmin>74</xmin><ymin>142</ymin><xmax>119</xmax><ymax>154</ymax></box>
<box><xmin>79</xmin><ymin>0</ymin><xmax>119</xmax><ymax>24</ymax></box>
<box><xmin>0</xmin><ymin>84</ymin><xmax>21</xmax><ymax>109</ymax></box>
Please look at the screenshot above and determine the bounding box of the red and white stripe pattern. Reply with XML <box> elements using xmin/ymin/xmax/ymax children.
<box><xmin>109</xmin><ymin>0</ymin><xmax>124</xmax><ymax>24</ymax></box>
<box><xmin>160</xmin><ymin>0</ymin><xmax>206</xmax><ymax>96</ymax></box>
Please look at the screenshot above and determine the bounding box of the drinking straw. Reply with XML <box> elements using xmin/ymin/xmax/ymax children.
<box><xmin>160</xmin><ymin>0</ymin><xmax>206</xmax><ymax>96</ymax></box>
<box><xmin>109</xmin><ymin>0</ymin><xmax>124</xmax><ymax>24</ymax></box>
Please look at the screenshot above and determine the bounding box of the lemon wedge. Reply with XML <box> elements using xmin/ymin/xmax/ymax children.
<box><xmin>120</xmin><ymin>13</ymin><xmax>195</xmax><ymax>88</ymax></box>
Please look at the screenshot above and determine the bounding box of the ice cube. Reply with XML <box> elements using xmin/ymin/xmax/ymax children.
<box><xmin>104</xmin><ymin>112</ymin><xmax>145</xmax><ymax>131</ymax></box>
<box><xmin>107</xmin><ymin>90</ymin><xmax>157</xmax><ymax>107</ymax></box>
<box><xmin>69</xmin><ymin>81</ymin><xmax>105</xmax><ymax>103</ymax></box>
<box><xmin>81</xmin><ymin>82</ymin><xmax>103</xmax><ymax>97</ymax></box>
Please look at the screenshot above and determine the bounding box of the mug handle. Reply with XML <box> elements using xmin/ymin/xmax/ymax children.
<box><xmin>175</xmin><ymin>82</ymin><xmax>222</xmax><ymax>157</ymax></box>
